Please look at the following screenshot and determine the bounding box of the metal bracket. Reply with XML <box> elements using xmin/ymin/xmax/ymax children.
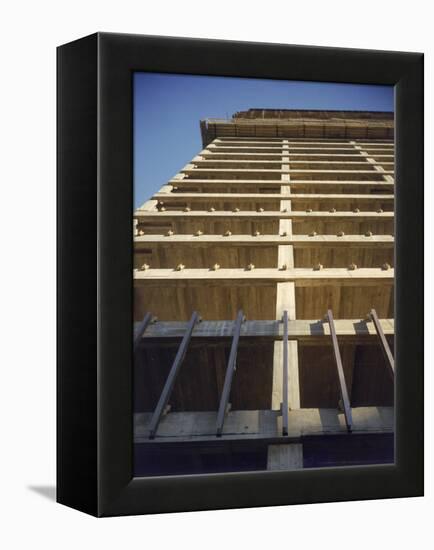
<box><xmin>216</xmin><ymin>310</ymin><xmax>244</xmax><ymax>437</ymax></box>
<box><xmin>370</xmin><ymin>308</ymin><xmax>395</xmax><ymax>378</ymax></box>
<box><xmin>133</xmin><ymin>312</ymin><xmax>153</xmax><ymax>351</ymax></box>
<box><xmin>148</xmin><ymin>311</ymin><xmax>199</xmax><ymax>439</ymax></box>
<box><xmin>326</xmin><ymin>309</ymin><xmax>353</xmax><ymax>433</ymax></box>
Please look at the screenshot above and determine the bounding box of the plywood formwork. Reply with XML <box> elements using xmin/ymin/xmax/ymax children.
<box><xmin>133</xmin><ymin>109</ymin><xmax>395</xmax><ymax>474</ymax></box>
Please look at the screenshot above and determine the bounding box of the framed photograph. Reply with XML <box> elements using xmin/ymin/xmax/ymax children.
<box><xmin>57</xmin><ymin>32</ymin><xmax>423</xmax><ymax>516</ymax></box>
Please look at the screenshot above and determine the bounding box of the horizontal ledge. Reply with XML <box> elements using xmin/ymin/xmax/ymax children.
<box><xmin>212</xmin><ymin>146</ymin><xmax>395</xmax><ymax>155</ymax></box>
<box><xmin>170</xmin><ymin>179</ymin><xmax>394</xmax><ymax>186</ymax></box>
<box><xmin>134</xmin><ymin>210</ymin><xmax>394</xmax><ymax>220</ymax></box>
<box><xmin>211</xmin><ymin>121</ymin><xmax>393</xmax><ymax>127</ymax></box>
<box><xmin>210</xmin><ymin>136</ymin><xmax>393</xmax><ymax>143</ymax></box>
<box><xmin>133</xmin><ymin>267</ymin><xmax>394</xmax><ymax>283</ymax></box>
<box><xmin>152</xmin><ymin>192</ymin><xmax>395</xmax><ymax>201</ymax></box>
<box><xmin>182</xmin><ymin>169</ymin><xmax>394</xmax><ymax>175</ymax></box>
<box><xmin>214</xmin><ymin>138</ymin><xmax>394</xmax><ymax>144</ymax></box>
<box><xmin>202</xmin><ymin>152</ymin><xmax>394</xmax><ymax>158</ymax></box>
<box><xmin>136</xmin><ymin>318</ymin><xmax>395</xmax><ymax>340</ymax></box>
<box><xmin>134</xmin><ymin>407</ymin><xmax>394</xmax><ymax>443</ymax></box>
<box><xmin>193</xmin><ymin>160</ymin><xmax>394</xmax><ymax>165</ymax></box>
<box><xmin>134</xmin><ymin>234</ymin><xmax>394</xmax><ymax>247</ymax></box>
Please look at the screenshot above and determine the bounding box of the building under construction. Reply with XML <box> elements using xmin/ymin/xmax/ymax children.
<box><xmin>133</xmin><ymin>109</ymin><xmax>395</xmax><ymax>476</ymax></box>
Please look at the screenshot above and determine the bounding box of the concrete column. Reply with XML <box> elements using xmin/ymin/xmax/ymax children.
<box><xmin>268</xmin><ymin>139</ymin><xmax>302</xmax><ymax>471</ymax></box>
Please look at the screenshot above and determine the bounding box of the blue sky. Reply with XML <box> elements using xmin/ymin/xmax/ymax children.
<box><xmin>133</xmin><ymin>73</ymin><xmax>393</xmax><ymax>208</ymax></box>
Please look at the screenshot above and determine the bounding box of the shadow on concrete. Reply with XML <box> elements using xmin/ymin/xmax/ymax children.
<box><xmin>309</xmin><ymin>320</ymin><xmax>325</xmax><ymax>335</ymax></box>
<box><xmin>353</xmin><ymin>319</ymin><xmax>370</xmax><ymax>335</ymax></box>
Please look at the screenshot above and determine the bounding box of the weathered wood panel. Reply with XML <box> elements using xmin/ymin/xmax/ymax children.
<box><xmin>134</xmin><ymin>282</ymin><xmax>277</xmax><ymax>322</ymax></box>
<box><xmin>294</xmin><ymin>246</ymin><xmax>394</xmax><ymax>269</ymax></box>
<box><xmin>135</xmin><ymin>340</ymin><xmax>274</xmax><ymax>413</ymax></box>
<box><xmin>134</xmin><ymin>244</ymin><xmax>278</xmax><ymax>269</ymax></box>
<box><xmin>295</xmin><ymin>284</ymin><xmax>394</xmax><ymax>320</ymax></box>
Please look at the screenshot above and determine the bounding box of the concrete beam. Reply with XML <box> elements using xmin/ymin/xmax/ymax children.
<box><xmin>212</xmin><ymin>146</ymin><xmax>393</xmax><ymax>152</ymax></box>
<box><xmin>152</xmin><ymin>192</ymin><xmax>394</xmax><ymax>201</ymax></box>
<box><xmin>272</xmin><ymin>337</ymin><xmax>300</xmax><ymax>409</ymax></box>
<box><xmin>181</xmin><ymin>168</ymin><xmax>394</xmax><ymax>176</ymax></box>
<box><xmin>267</xmin><ymin>444</ymin><xmax>303</xmax><ymax>470</ymax></box>
<box><xmin>170</xmin><ymin>179</ymin><xmax>394</xmax><ymax>187</ymax></box>
<box><xmin>134</xmin><ymin>210</ymin><xmax>394</xmax><ymax>221</ymax></box>
<box><xmin>133</xmin><ymin>267</ymin><xmax>394</xmax><ymax>285</ymax></box>
<box><xmin>193</xmin><ymin>159</ymin><xmax>394</xmax><ymax>167</ymax></box>
<box><xmin>134</xmin><ymin>234</ymin><xmax>394</xmax><ymax>247</ymax></box>
<box><xmin>273</xmin><ymin>170</ymin><xmax>301</xmax><ymax>415</ymax></box>
<box><xmin>202</xmin><ymin>152</ymin><xmax>394</xmax><ymax>159</ymax></box>
<box><xmin>210</xmin><ymin>137</ymin><xmax>393</xmax><ymax>146</ymax></box>
<box><xmin>134</xmin><ymin>407</ymin><xmax>394</xmax><ymax>443</ymax></box>
<box><xmin>136</xmin><ymin>318</ymin><xmax>395</xmax><ymax>340</ymax></box>
<box><xmin>272</xmin><ymin>282</ymin><xmax>297</xmax><ymax>410</ymax></box>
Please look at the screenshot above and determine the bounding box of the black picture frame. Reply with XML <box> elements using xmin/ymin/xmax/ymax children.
<box><xmin>57</xmin><ymin>32</ymin><xmax>424</xmax><ymax>517</ymax></box>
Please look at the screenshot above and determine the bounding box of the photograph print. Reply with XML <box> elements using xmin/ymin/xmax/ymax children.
<box><xmin>132</xmin><ymin>73</ymin><xmax>395</xmax><ymax>477</ymax></box>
